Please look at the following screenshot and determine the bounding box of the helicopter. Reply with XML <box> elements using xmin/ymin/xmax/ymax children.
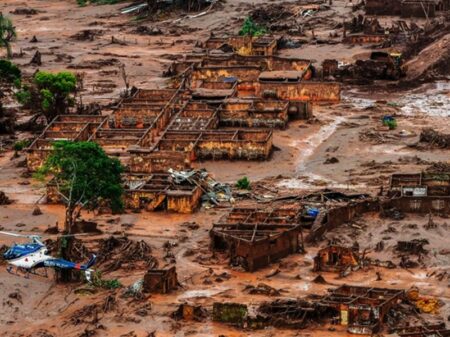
<box><xmin>0</xmin><ymin>231</ymin><xmax>96</xmax><ymax>281</ymax></box>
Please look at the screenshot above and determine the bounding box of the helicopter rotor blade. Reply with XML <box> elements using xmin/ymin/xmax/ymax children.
<box><xmin>0</xmin><ymin>231</ymin><xmax>34</xmax><ymax>238</ymax></box>
<box><xmin>0</xmin><ymin>231</ymin><xmax>93</xmax><ymax>240</ymax></box>
<box><xmin>45</xmin><ymin>233</ymin><xmax>93</xmax><ymax>239</ymax></box>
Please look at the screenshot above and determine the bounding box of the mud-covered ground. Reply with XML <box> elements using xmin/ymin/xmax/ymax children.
<box><xmin>0</xmin><ymin>0</ymin><xmax>449</xmax><ymax>336</ymax></box>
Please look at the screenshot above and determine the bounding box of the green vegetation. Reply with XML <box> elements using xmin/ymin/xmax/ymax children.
<box><xmin>236</xmin><ymin>176</ymin><xmax>251</xmax><ymax>190</ymax></box>
<box><xmin>239</xmin><ymin>17</ymin><xmax>267</xmax><ymax>37</ymax></box>
<box><xmin>0</xmin><ymin>13</ymin><xmax>16</xmax><ymax>59</ymax></box>
<box><xmin>16</xmin><ymin>71</ymin><xmax>77</xmax><ymax>122</ymax></box>
<box><xmin>382</xmin><ymin>117</ymin><xmax>398</xmax><ymax>130</ymax></box>
<box><xmin>15</xmin><ymin>87</ymin><xmax>31</xmax><ymax>105</ymax></box>
<box><xmin>0</xmin><ymin>60</ymin><xmax>21</xmax><ymax>84</ymax></box>
<box><xmin>91</xmin><ymin>271</ymin><xmax>122</xmax><ymax>289</ymax></box>
<box><xmin>39</xmin><ymin>141</ymin><xmax>124</xmax><ymax>231</ymax></box>
<box><xmin>385</xmin><ymin>119</ymin><xmax>397</xmax><ymax>130</ymax></box>
<box><xmin>39</xmin><ymin>141</ymin><xmax>123</xmax><ymax>283</ymax></box>
<box><xmin>13</xmin><ymin>139</ymin><xmax>31</xmax><ymax>152</ymax></box>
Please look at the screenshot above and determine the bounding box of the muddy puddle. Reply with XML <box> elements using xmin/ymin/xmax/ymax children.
<box><xmin>399</xmin><ymin>81</ymin><xmax>450</xmax><ymax>117</ymax></box>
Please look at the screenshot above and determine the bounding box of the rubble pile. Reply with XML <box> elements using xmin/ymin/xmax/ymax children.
<box><xmin>249</xmin><ymin>4</ymin><xmax>294</xmax><ymax>31</ymax></box>
<box><xmin>426</xmin><ymin>162</ymin><xmax>450</xmax><ymax>173</ymax></box>
<box><xmin>96</xmin><ymin>236</ymin><xmax>157</xmax><ymax>272</ymax></box>
<box><xmin>420</xmin><ymin>128</ymin><xmax>450</xmax><ymax>148</ymax></box>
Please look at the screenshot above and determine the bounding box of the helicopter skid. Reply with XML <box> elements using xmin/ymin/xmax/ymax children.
<box><xmin>6</xmin><ymin>266</ymin><xmax>48</xmax><ymax>279</ymax></box>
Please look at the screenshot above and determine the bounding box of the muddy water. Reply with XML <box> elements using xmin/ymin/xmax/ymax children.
<box><xmin>399</xmin><ymin>81</ymin><xmax>450</xmax><ymax>117</ymax></box>
<box><xmin>277</xmin><ymin>115</ymin><xmax>351</xmax><ymax>189</ymax></box>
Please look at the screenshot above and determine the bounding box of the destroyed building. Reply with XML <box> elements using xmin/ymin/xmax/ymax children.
<box><xmin>386</xmin><ymin>172</ymin><xmax>450</xmax><ymax>213</ymax></box>
<box><xmin>365</xmin><ymin>0</ymin><xmax>450</xmax><ymax>17</ymax></box>
<box><xmin>143</xmin><ymin>267</ymin><xmax>178</xmax><ymax>294</ymax></box>
<box><xmin>313</xmin><ymin>245</ymin><xmax>360</xmax><ymax>273</ymax></box>
<box><xmin>210</xmin><ymin>206</ymin><xmax>309</xmax><ymax>271</ymax></box>
<box><xmin>213</xmin><ymin>285</ymin><xmax>407</xmax><ymax>334</ymax></box>
<box><xmin>318</xmin><ymin>285</ymin><xmax>405</xmax><ymax>335</ymax></box>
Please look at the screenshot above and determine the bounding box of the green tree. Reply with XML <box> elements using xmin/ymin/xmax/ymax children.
<box><xmin>34</xmin><ymin>71</ymin><xmax>77</xmax><ymax>121</ymax></box>
<box><xmin>0</xmin><ymin>13</ymin><xmax>16</xmax><ymax>59</ymax></box>
<box><xmin>39</xmin><ymin>141</ymin><xmax>124</xmax><ymax>232</ymax></box>
<box><xmin>38</xmin><ymin>141</ymin><xmax>123</xmax><ymax>282</ymax></box>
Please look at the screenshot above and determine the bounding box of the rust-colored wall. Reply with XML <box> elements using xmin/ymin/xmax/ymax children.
<box><xmin>191</xmin><ymin>67</ymin><xmax>261</xmax><ymax>87</ymax></box>
<box><xmin>257</xmin><ymin>81</ymin><xmax>341</xmax><ymax>103</ymax></box>
<box><xmin>384</xmin><ymin>197</ymin><xmax>450</xmax><ymax>214</ymax></box>
<box><xmin>167</xmin><ymin>187</ymin><xmax>203</xmax><ymax>213</ymax></box>
<box><xmin>343</xmin><ymin>35</ymin><xmax>387</xmax><ymax>44</ymax></box>
<box><xmin>129</xmin><ymin>151</ymin><xmax>190</xmax><ymax>174</ymax></box>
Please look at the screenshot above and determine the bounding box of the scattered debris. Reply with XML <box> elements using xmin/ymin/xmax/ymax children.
<box><xmin>172</xmin><ymin>303</ymin><xmax>207</xmax><ymax>321</ymax></box>
<box><xmin>0</xmin><ymin>191</ymin><xmax>12</xmax><ymax>205</ymax></box>
<box><xmin>32</xmin><ymin>205</ymin><xmax>42</xmax><ymax>216</ymax></box>
<box><xmin>420</xmin><ymin>128</ymin><xmax>450</xmax><ymax>148</ymax></box>
<box><xmin>243</xmin><ymin>283</ymin><xmax>281</xmax><ymax>296</ymax></box>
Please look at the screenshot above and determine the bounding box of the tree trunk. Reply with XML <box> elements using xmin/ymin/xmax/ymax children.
<box><xmin>5</xmin><ymin>42</ymin><xmax>12</xmax><ymax>59</ymax></box>
<box><xmin>57</xmin><ymin>205</ymin><xmax>76</xmax><ymax>283</ymax></box>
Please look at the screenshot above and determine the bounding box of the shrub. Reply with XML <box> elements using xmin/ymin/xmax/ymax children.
<box><xmin>13</xmin><ymin>139</ymin><xmax>31</xmax><ymax>152</ymax></box>
<box><xmin>239</xmin><ymin>17</ymin><xmax>267</xmax><ymax>37</ymax></box>
<box><xmin>236</xmin><ymin>176</ymin><xmax>251</xmax><ymax>190</ymax></box>
<box><xmin>0</xmin><ymin>59</ymin><xmax>21</xmax><ymax>83</ymax></box>
<box><xmin>91</xmin><ymin>271</ymin><xmax>122</xmax><ymax>289</ymax></box>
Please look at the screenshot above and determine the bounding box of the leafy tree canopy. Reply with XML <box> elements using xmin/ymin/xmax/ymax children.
<box><xmin>40</xmin><ymin>141</ymin><xmax>124</xmax><ymax>214</ymax></box>
<box><xmin>0</xmin><ymin>59</ymin><xmax>21</xmax><ymax>84</ymax></box>
<box><xmin>17</xmin><ymin>71</ymin><xmax>77</xmax><ymax>122</ymax></box>
<box><xmin>34</xmin><ymin>71</ymin><xmax>77</xmax><ymax>111</ymax></box>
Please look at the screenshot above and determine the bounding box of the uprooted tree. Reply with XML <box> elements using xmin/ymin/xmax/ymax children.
<box><xmin>17</xmin><ymin>71</ymin><xmax>77</xmax><ymax>123</ymax></box>
<box><xmin>0</xmin><ymin>13</ymin><xmax>16</xmax><ymax>59</ymax></box>
<box><xmin>38</xmin><ymin>141</ymin><xmax>124</xmax><ymax>281</ymax></box>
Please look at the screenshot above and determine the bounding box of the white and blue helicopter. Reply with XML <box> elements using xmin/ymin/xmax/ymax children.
<box><xmin>0</xmin><ymin>231</ymin><xmax>96</xmax><ymax>281</ymax></box>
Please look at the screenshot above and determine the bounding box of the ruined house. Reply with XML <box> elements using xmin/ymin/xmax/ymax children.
<box><xmin>386</xmin><ymin>172</ymin><xmax>450</xmax><ymax>213</ymax></box>
<box><xmin>26</xmin><ymin>115</ymin><xmax>107</xmax><ymax>171</ymax></box>
<box><xmin>313</xmin><ymin>245</ymin><xmax>360</xmax><ymax>273</ymax></box>
<box><xmin>305</xmin><ymin>192</ymin><xmax>379</xmax><ymax>243</ymax></box>
<box><xmin>212</xmin><ymin>285</ymin><xmax>407</xmax><ymax>333</ymax></box>
<box><xmin>210</xmin><ymin>206</ymin><xmax>306</xmax><ymax>271</ymax></box>
<box><xmin>122</xmin><ymin>173</ymin><xmax>203</xmax><ymax>213</ymax></box>
<box><xmin>143</xmin><ymin>267</ymin><xmax>178</xmax><ymax>293</ymax></box>
<box><xmin>256</xmin><ymin>299</ymin><xmax>324</xmax><ymax>329</ymax></box>
<box><xmin>365</xmin><ymin>0</ymin><xmax>449</xmax><ymax>17</ymax></box>
<box><xmin>319</xmin><ymin>285</ymin><xmax>405</xmax><ymax>335</ymax></box>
